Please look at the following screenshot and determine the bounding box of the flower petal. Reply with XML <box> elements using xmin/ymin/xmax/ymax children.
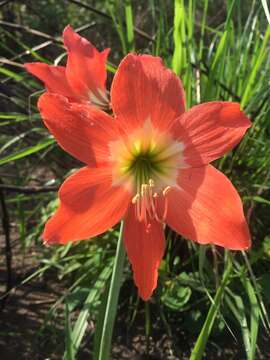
<box><xmin>63</xmin><ymin>25</ymin><xmax>110</xmax><ymax>104</ymax></box>
<box><xmin>38</xmin><ymin>92</ymin><xmax>117</xmax><ymax>165</ymax></box>
<box><xmin>111</xmin><ymin>54</ymin><xmax>185</xmax><ymax>133</ymax></box>
<box><xmin>171</xmin><ymin>102</ymin><xmax>251</xmax><ymax>166</ymax></box>
<box><xmin>43</xmin><ymin>166</ymin><xmax>131</xmax><ymax>244</ymax></box>
<box><xmin>165</xmin><ymin>165</ymin><xmax>251</xmax><ymax>250</ymax></box>
<box><xmin>124</xmin><ymin>206</ymin><xmax>165</xmax><ymax>301</ymax></box>
<box><xmin>24</xmin><ymin>63</ymin><xmax>77</xmax><ymax>100</ymax></box>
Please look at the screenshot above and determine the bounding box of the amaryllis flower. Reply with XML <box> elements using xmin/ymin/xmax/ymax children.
<box><xmin>25</xmin><ymin>26</ymin><xmax>109</xmax><ymax>109</ymax></box>
<box><xmin>35</xmin><ymin>53</ymin><xmax>251</xmax><ymax>301</ymax></box>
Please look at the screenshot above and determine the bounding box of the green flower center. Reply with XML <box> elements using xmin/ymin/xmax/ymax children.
<box><xmin>126</xmin><ymin>149</ymin><xmax>163</xmax><ymax>189</ymax></box>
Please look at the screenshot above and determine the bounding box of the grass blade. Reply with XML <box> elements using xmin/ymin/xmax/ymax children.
<box><xmin>225</xmin><ymin>290</ymin><xmax>251</xmax><ymax>358</ymax></box>
<box><xmin>172</xmin><ymin>0</ymin><xmax>186</xmax><ymax>75</ymax></box>
<box><xmin>261</xmin><ymin>0</ymin><xmax>270</xmax><ymax>23</ymax></box>
<box><xmin>189</xmin><ymin>259</ymin><xmax>232</xmax><ymax>360</ymax></box>
<box><xmin>63</xmin><ymin>261</ymin><xmax>114</xmax><ymax>359</ymax></box>
<box><xmin>241</xmin><ymin>24</ymin><xmax>270</xmax><ymax>108</ymax></box>
<box><xmin>0</xmin><ymin>137</ymin><xmax>55</xmax><ymax>165</ymax></box>
<box><xmin>93</xmin><ymin>222</ymin><xmax>126</xmax><ymax>360</ymax></box>
<box><xmin>124</xmin><ymin>0</ymin><xmax>135</xmax><ymax>52</ymax></box>
<box><xmin>65</xmin><ymin>304</ymin><xmax>75</xmax><ymax>360</ymax></box>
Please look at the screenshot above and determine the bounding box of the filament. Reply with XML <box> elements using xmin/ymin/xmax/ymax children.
<box><xmin>132</xmin><ymin>179</ymin><xmax>171</xmax><ymax>225</ymax></box>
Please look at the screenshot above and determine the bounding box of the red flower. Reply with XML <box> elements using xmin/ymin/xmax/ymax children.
<box><xmin>25</xmin><ymin>25</ymin><xmax>110</xmax><ymax>109</ymax></box>
<box><xmin>31</xmin><ymin>47</ymin><xmax>251</xmax><ymax>301</ymax></box>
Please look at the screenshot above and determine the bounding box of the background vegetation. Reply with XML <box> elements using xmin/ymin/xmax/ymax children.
<box><xmin>0</xmin><ymin>0</ymin><xmax>270</xmax><ymax>359</ymax></box>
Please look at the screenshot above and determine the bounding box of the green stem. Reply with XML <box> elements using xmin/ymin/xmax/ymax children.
<box><xmin>189</xmin><ymin>258</ymin><xmax>232</xmax><ymax>360</ymax></box>
<box><xmin>145</xmin><ymin>301</ymin><xmax>151</xmax><ymax>356</ymax></box>
<box><xmin>95</xmin><ymin>221</ymin><xmax>126</xmax><ymax>360</ymax></box>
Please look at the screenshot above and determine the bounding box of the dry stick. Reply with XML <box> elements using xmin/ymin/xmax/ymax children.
<box><xmin>0</xmin><ymin>58</ymin><xmax>24</xmax><ymax>68</ymax></box>
<box><xmin>0</xmin><ymin>184</ymin><xmax>58</xmax><ymax>194</ymax></box>
<box><xmin>0</xmin><ymin>22</ymin><xmax>97</xmax><ymax>64</ymax></box>
<box><xmin>11</xmin><ymin>40</ymin><xmax>53</xmax><ymax>60</ymax></box>
<box><xmin>0</xmin><ymin>181</ymin><xmax>12</xmax><ymax>309</ymax></box>
<box><xmin>0</xmin><ymin>0</ymin><xmax>14</xmax><ymax>7</ymax></box>
<box><xmin>0</xmin><ymin>20</ymin><xmax>62</xmax><ymax>43</ymax></box>
<box><xmin>66</xmin><ymin>0</ymin><xmax>154</xmax><ymax>42</ymax></box>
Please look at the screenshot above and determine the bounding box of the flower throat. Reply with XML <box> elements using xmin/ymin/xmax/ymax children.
<box><xmin>128</xmin><ymin>149</ymin><xmax>171</xmax><ymax>225</ymax></box>
<box><xmin>109</xmin><ymin>120</ymin><xmax>185</xmax><ymax>225</ymax></box>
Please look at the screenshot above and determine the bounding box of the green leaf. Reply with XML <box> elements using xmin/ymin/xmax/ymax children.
<box><xmin>0</xmin><ymin>137</ymin><xmax>55</xmax><ymax>165</ymax></box>
<box><xmin>65</xmin><ymin>303</ymin><xmax>75</xmax><ymax>360</ymax></box>
<box><xmin>261</xmin><ymin>0</ymin><xmax>270</xmax><ymax>24</ymax></box>
<box><xmin>93</xmin><ymin>222</ymin><xmax>126</xmax><ymax>360</ymax></box>
<box><xmin>63</xmin><ymin>261</ymin><xmax>114</xmax><ymax>359</ymax></box>
<box><xmin>225</xmin><ymin>291</ymin><xmax>251</xmax><ymax>358</ymax></box>
<box><xmin>124</xmin><ymin>0</ymin><xmax>135</xmax><ymax>52</ymax></box>
<box><xmin>241</xmin><ymin>24</ymin><xmax>270</xmax><ymax>108</ymax></box>
<box><xmin>162</xmin><ymin>273</ymin><xmax>192</xmax><ymax>311</ymax></box>
<box><xmin>189</xmin><ymin>259</ymin><xmax>232</xmax><ymax>360</ymax></box>
<box><xmin>172</xmin><ymin>0</ymin><xmax>186</xmax><ymax>75</ymax></box>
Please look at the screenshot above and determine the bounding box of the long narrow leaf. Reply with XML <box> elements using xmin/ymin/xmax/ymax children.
<box><xmin>189</xmin><ymin>260</ymin><xmax>232</xmax><ymax>360</ymax></box>
<box><xmin>93</xmin><ymin>222</ymin><xmax>125</xmax><ymax>360</ymax></box>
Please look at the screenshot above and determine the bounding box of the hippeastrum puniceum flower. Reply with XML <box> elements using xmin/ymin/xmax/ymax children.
<box><xmin>34</xmin><ymin>53</ymin><xmax>251</xmax><ymax>301</ymax></box>
<box><xmin>25</xmin><ymin>25</ymin><xmax>109</xmax><ymax>109</ymax></box>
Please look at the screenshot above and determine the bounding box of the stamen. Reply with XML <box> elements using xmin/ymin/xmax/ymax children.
<box><xmin>162</xmin><ymin>195</ymin><xmax>169</xmax><ymax>221</ymax></box>
<box><xmin>163</xmin><ymin>186</ymin><xmax>172</xmax><ymax>196</ymax></box>
<box><xmin>132</xmin><ymin>194</ymin><xmax>140</xmax><ymax>204</ymax></box>
<box><xmin>161</xmin><ymin>185</ymin><xmax>171</xmax><ymax>221</ymax></box>
<box><xmin>132</xmin><ymin>179</ymin><xmax>171</xmax><ymax>225</ymax></box>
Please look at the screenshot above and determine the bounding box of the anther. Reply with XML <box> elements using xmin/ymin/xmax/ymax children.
<box><xmin>132</xmin><ymin>182</ymin><xmax>171</xmax><ymax>225</ymax></box>
<box><xmin>132</xmin><ymin>194</ymin><xmax>140</xmax><ymax>204</ymax></box>
<box><xmin>162</xmin><ymin>186</ymin><xmax>171</xmax><ymax>196</ymax></box>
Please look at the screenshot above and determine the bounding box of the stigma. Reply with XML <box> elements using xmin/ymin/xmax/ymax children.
<box><xmin>131</xmin><ymin>179</ymin><xmax>171</xmax><ymax>225</ymax></box>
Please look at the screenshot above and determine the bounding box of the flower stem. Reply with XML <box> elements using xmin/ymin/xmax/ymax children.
<box><xmin>145</xmin><ymin>301</ymin><xmax>151</xmax><ymax>356</ymax></box>
<box><xmin>94</xmin><ymin>221</ymin><xmax>126</xmax><ymax>360</ymax></box>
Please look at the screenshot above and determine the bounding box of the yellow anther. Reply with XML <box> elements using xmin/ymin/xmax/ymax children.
<box><xmin>132</xmin><ymin>182</ymin><xmax>171</xmax><ymax>225</ymax></box>
<box><xmin>132</xmin><ymin>194</ymin><xmax>140</xmax><ymax>204</ymax></box>
<box><xmin>162</xmin><ymin>186</ymin><xmax>171</xmax><ymax>197</ymax></box>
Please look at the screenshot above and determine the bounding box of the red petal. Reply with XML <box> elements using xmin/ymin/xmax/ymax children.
<box><xmin>165</xmin><ymin>165</ymin><xmax>251</xmax><ymax>250</ymax></box>
<box><xmin>124</xmin><ymin>206</ymin><xmax>165</xmax><ymax>301</ymax></box>
<box><xmin>111</xmin><ymin>54</ymin><xmax>185</xmax><ymax>133</ymax></box>
<box><xmin>171</xmin><ymin>102</ymin><xmax>251</xmax><ymax>166</ymax></box>
<box><xmin>38</xmin><ymin>92</ymin><xmax>117</xmax><ymax>165</ymax></box>
<box><xmin>43</xmin><ymin>166</ymin><xmax>131</xmax><ymax>244</ymax></box>
<box><xmin>25</xmin><ymin>63</ymin><xmax>78</xmax><ymax>101</ymax></box>
<box><xmin>63</xmin><ymin>25</ymin><xmax>109</xmax><ymax>102</ymax></box>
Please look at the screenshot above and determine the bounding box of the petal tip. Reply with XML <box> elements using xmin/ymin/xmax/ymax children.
<box><xmin>24</xmin><ymin>62</ymin><xmax>44</xmax><ymax>75</ymax></box>
<box><xmin>139</xmin><ymin>291</ymin><xmax>152</xmax><ymax>302</ymax></box>
<box><xmin>63</xmin><ymin>24</ymin><xmax>74</xmax><ymax>38</ymax></box>
<box><xmin>221</xmin><ymin>102</ymin><xmax>252</xmax><ymax>129</ymax></box>
<box><xmin>63</xmin><ymin>24</ymin><xmax>79</xmax><ymax>49</ymax></box>
<box><xmin>42</xmin><ymin>231</ymin><xmax>55</xmax><ymax>246</ymax></box>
